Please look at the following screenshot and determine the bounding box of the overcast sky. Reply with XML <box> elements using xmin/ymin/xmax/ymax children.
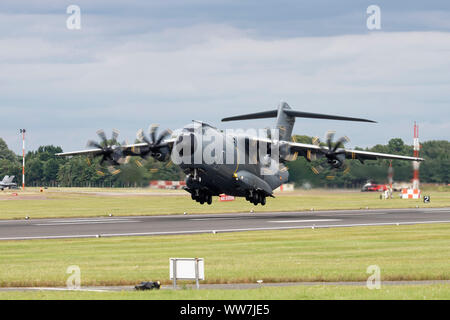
<box><xmin>1</xmin><ymin>0</ymin><xmax>449</xmax><ymax>154</ymax></box>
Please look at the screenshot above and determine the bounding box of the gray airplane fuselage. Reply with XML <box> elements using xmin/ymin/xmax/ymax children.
<box><xmin>173</xmin><ymin>123</ymin><xmax>288</xmax><ymax>198</ymax></box>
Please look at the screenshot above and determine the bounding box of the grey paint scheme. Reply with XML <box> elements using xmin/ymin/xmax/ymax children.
<box><xmin>0</xmin><ymin>175</ymin><xmax>17</xmax><ymax>190</ymax></box>
<box><xmin>57</xmin><ymin>101</ymin><xmax>424</xmax><ymax>205</ymax></box>
<box><xmin>174</xmin><ymin>124</ymin><xmax>287</xmax><ymax>198</ymax></box>
<box><xmin>275</xmin><ymin>102</ymin><xmax>296</xmax><ymax>141</ymax></box>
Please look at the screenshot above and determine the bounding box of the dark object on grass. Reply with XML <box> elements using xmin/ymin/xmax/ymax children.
<box><xmin>424</xmin><ymin>195</ymin><xmax>430</xmax><ymax>203</ymax></box>
<box><xmin>135</xmin><ymin>281</ymin><xmax>161</xmax><ymax>290</ymax></box>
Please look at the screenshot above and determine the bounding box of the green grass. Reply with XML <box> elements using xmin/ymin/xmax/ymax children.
<box><xmin>0</xmin><ymin>187</ymin><xmax>449</xmax><ymax>220</ymax></box>
<box><xmin>1</xmin><ymin>224</ymin><xmax>449</xmax><ymax>288</ymax></box>
<box><xmin>1</xmin><ymin>284</ymin><xmax>449</xmax><ymax>300</ymax></box>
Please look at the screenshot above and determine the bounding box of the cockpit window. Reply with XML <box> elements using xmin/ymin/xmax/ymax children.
<box><xmin>182</xmin><ymin>121</ymin><xmax>217</xmax><ymax>133</ymax></box>
<box><xmin>193</xmin><ymin>120</ymin><xmax>217</xmax><ymax>130</ymax></box>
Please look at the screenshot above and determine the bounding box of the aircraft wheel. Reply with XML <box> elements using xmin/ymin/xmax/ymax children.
<box><xmin>260</xmin><ymin>196</ymin><xmax>266</xmax><ymax>206</ymax></box>
<box><xmin>207</xmin><ymin>194</ymin><xmax>212</xmax><ymax>205</ymax></box>
<box><xmin>191</xmin><ymin>193</ymin><xmax>196</xmax><ymax>200</ymax></box>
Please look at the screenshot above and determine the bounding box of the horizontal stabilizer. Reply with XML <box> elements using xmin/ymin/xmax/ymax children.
<box><xmin>222</xmin><ymin>105</ymin><xmax>376</xmax><ymax>123</ymax></box>
<box><xmin>283</xmin><ymin>110</ymin><xmax>376</xmax><ymax>123</ymax></box>
<box><xmin>222</xmin><ymin>110</ymin><xmax>277</xmax><ymax>122</ymax></box>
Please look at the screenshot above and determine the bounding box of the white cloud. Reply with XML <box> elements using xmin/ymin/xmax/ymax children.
<box><xmin>0</xmin><ymin>15</ymin><xmax>449</xmax><ymax>153</ymax></box>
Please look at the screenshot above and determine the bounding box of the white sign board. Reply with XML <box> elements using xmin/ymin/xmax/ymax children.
<box><xmin>170</xmin><ymin>258</ymin><xmax>204</xmax><ymax>280</ymax></box>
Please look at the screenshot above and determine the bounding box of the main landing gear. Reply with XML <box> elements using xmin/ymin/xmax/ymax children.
<box><xmin>245</xmin><ymin>190</ymin><xmax>266</xmax><ymax>206</ymax></box>
<box><xmin>191</xmin><ymin>190</ymin><xmax>213</xmax><ymax>205</ymax></box>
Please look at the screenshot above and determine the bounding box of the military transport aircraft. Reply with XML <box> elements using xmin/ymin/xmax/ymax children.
<box><xmin>0</xmin><ymin>175</ymin><xmax>17</xmax><ymax>190</ymax></box>
<box><xmin>57</xmin><ymin>102</ymin><xmax>423</xmax><ymax>206</ymax></box>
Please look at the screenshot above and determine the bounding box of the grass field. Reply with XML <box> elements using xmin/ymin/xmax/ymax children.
<box><xmin>0</xmin><ymin>187</ymin><xmax>449</xmax><ymax>220</ymax></box>
<box><xmin>1</xmin><ymin>223</ymin><xmax>449</xmax><ymax>289</ymax></box>
<box><xmin>1</xmin><ymin>284</ymin><xmax>449</xmax><ymax>300</ymax></box>
<box><xmin>1</xmin><ymin>187</ymin><xmax>449</xmax><ymax>299</ymax></box>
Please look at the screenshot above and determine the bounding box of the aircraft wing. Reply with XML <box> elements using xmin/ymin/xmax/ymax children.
<box><xmin>56</xmin><ymin>148</ymin><xmax>106</xmax><ymax>157</ymax></box>
<box><xmin>282</xmin><ymin>141</ymin><xmax>424</xmax><ymax>162</ymax></box>
<box><xmin>235</xmin><ymin>134</ymin><xmax>424</xmax><ymax>162</ymax></box>
<box><xmin>56</xmin><ymin>140</ymin><xmax>176</xmax><ymax>158</ymax></box>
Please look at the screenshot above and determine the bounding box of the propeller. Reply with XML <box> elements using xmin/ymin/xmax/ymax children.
<box><xmin>278</xmin><ymin>138</ymin><xmax>299</xmax><ymax>162</ymax></box>
<box><xmin>136</xmin><ymin>124</ymin><xmax>173</xmax><ymax>164</ymax></box>
<box><xmin>310</xmin><ymin>131</ymin><xmax>351</xmax><ymax>179</ymax></box>
<box><xmin>86</xmin><ymin>129</ymin><xmax>127</xmax><ymax>175</ymax></box>
<box><xmin>285</xmin><ymin>135</ymin><xmax>299</xmax><ymax>161</ymax></box>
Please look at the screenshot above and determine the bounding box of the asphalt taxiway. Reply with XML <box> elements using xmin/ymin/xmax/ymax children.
<box><xmin>1</xmin><ymin>280</ymin><xmax>450</xmax><ymax>292</ymax></box>
<box><xmin>0</xmin><ymin>207</ymin><xmax>449</xmax><ymax>240</ymax></box>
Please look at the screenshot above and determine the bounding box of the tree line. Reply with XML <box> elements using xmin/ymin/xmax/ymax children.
<box><xmin>0</xmin><ymin>136</ymin><xmax>448</xmax><ymax>188</ymax></box>
<box><xmin>288</xmin><ymin>136</ymin><xmax>449</xmax><ymax>188</ymax></box>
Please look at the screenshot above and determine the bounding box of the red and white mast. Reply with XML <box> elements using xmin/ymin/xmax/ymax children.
<box><xmin>388</xmin><ymin>160</ymin><xmax>393</xmax><ymax>190</ymax></box>
<box><xmin>412</xmin><ymin>122</ymin><xmax>420</xmax><ymax>190</ymax></box>
<box><xmin>20</xmin><ymin>129</ymin><xmax>26</xmax><ymax>190</ymax></box>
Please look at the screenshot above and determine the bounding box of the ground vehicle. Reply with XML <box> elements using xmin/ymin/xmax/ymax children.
<box><xmin>361</xmin><ymin>182</ymin><xmax>387</xmax><ymax>192</ymax></box>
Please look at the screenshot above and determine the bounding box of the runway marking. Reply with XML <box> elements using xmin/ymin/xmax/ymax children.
<box><xmin>42</xmin><ymin>217</ymin><xmax>133</xmax><ymax>222</ymax></box>
<box><xmin>423</xmin><ymin>208</ymin><xmax>450</xmax><ymax>212</ymax></box>
<box><xmin>268</xmin><ymin>219</ymin><xmax>341</xmax><ymax>223</ymax></box>
<box><xmin>43</xmin><ymin>218</ymin><xmax>136</xmax><ymax>223</ymax></box>
<box><xmin>0</xmin><ymin>218</ymin><xmax>137</xmax><ymax>224</ymax></box>
<box><xmin>189</xmin><ymin>217</ymin><xmax>246</xmax><ymax>221</ymax></box>
<box><xmin>10</xmin><ymin>287</ymin><xmax>110</xmax><ymax>292</ymax></box>
<box><xmin>2</xmin><ymin>220</ymin><xmax>450</xmax><ymax>240</ymax></box>
<box><xmin>322</xmin><ymin>213</ymin><xmax>389</xmax><ymax>216</ymax></box>
<box><xmin>34</xmin><ymin>220</ymin><xmax>139</xmax><ymax>226</ymax></box>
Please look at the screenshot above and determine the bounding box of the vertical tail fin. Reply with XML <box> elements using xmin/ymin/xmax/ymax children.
<box><xmin>275</xmin><ymin>102</ymin><xmax>295</xmax><ymax>141</ymax></box>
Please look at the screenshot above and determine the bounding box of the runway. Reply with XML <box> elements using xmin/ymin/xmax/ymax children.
<box><xmin>0</xmin><ymin>207</ymin><xmax>449</xmax><ymax>240</ymax></box>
